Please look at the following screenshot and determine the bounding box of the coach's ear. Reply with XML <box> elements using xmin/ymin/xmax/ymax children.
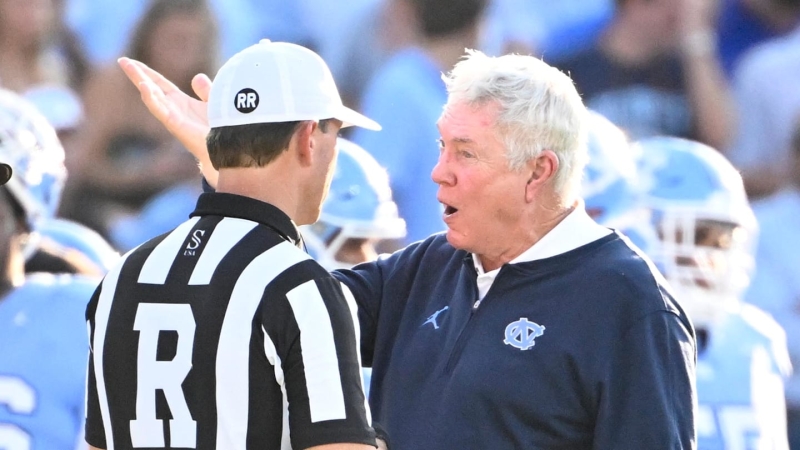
<box><xmin>292</xmin><ymin>121</ymin><xmax>316</xmax><ymax>167</ymax></box>
<box><xmin>525</xmin><ymin>150</ymin><xmax>558</xmax><ymax>202</ymax></box>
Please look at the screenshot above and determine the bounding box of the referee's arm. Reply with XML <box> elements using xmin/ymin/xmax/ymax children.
<box><xmin>267</xmin><ymin>275</ymin><xmax>377</xmax><ymax>449</ymax></box>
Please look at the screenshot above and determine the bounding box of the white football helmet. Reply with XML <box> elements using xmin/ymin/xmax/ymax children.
<box><xmin>0</xmin><ymin>89</ymin><xmax>67</xmax><ymax>257</ymax></box>
<box><xmin>301</xmin><ymin>139</ymin><xmax>406</xmax><ymax>270</ymax></box>
<box><xmin>635</xmin><ymin>136</ymin><xmax>757</xmax><ymax>329</ymax></box>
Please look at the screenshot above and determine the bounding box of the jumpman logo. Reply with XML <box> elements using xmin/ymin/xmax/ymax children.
<box><xmin>422</xmin><ymin>306</ymin><xmax>449</xmax><ymax>330</ymax></box>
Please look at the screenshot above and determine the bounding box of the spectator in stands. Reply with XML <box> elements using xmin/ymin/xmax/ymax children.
<box><xmin>65</xmin><ymin>0</ymin><xmax>264</xmax><ymax>64</ymax></box>
<box><xmin>62</xmin><ymin>0</ymin><xmax>217</xmax><ymax>238</ymax></box>
<box><xmin>745</xmin><ymin>117</ymin><xmax>800</xmax><ymax>450</ymax></box>
<box><xmin>481</xmin><ymin>0</ymin><xmax>615</xmax><ymax>61</ymax></box>
<box><xmin>556</xmin><ymin>0</ymin><xmax>733</xmax><ymax>150</ymax></box>
<box><xmin>716</xmin><ymin>0</ymin><xmax>800</xmax><ymax>77</ymax></box>
<box><xmin>331</xmin><ymin>0</ymin><xmax>419</xmax><ymax>109</ymax></box>
<box><xmin>726</xmin><ymin>24</ymin><xmax>800</xmax><ymax>199</ymax></box>
<box><xmin>351</xmin><ymin>0</ymin><xmax>488</xmax><ymax>244</ymax></box>
<box><xmin>0</xmin><ymin>0</ymin><xmax>88</xmax><ymax>93</ymax></box>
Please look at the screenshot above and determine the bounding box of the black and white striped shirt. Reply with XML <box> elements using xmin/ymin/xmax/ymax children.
<box><xmin>85</xmin><ymin>193</ymin><xmax>375</xmax><ymax>449</ymax></box>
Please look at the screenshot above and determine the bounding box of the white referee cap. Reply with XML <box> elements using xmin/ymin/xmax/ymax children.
<box><xmin>208</xmin><ymin>40</ymin><xmax>381</xmax><ymax>131</ymax></box>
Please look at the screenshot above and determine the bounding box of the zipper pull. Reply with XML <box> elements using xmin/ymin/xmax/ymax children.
<box><xmin>472</xmin><ymin>299</ymin><xmax>482</xmax><ymax>310</ymax></box>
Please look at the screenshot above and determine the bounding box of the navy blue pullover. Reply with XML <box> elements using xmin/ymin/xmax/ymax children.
<box><xmin>334</xmin><ymin>232</ymin><xmax>697</xmax><ymax>449</ymax></box>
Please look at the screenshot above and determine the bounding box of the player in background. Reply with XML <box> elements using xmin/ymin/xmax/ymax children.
<box><xmin>635</xmin><ymin>136</ymin><xmax>792</xmax><ymax>450</ymax></box>
<box><xmin>0</xmin><ymin>89</ymin><xmax>120</xmax><ymax>277</ymax></box>
<box><xmin>0</xmin><ymin>90</ymin><xmax>68</xmax><ymax>260</ymax></box>
<box><xmin>301</xmin><ymin>139</ymin><xmax>406</xmax><ymax>271</ymax></box>
<box><xmin>582</xmin><ymin>110</ymin><xmax>639</xmax><ymax>224</ymax></box>
<box><xmin>32</xmin><ymin>218</ymin><xmax>120</xmax><ymax>276</ymax></box>
<box><xmin>581</xmin><ymin>110</ymin><xmax>660</xmax><ymax>253</ymax></box>
<box><xmin>0</xmin><ymin>88</ymin><xmax>97</xmax><ymax>449</ymax></box>
<box><xmin>106</xmin><ymin>181</ymin><xmax>201</xmax><ymax>253</ymax></box>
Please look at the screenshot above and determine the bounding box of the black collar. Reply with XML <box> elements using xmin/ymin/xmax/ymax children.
<box><xmin>190</xmin><ymin>192</ymin><xmax>303</xmax><ymax>247</ymax></box>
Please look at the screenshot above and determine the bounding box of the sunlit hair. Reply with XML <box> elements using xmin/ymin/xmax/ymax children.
<box><xmin>441</xmin><ymin>49</ymin><xmax>588</xmax><ymax>202</ymax></box>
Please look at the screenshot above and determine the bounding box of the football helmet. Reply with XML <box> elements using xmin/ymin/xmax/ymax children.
<box><xmin>39</xmin><ymin>218</ymin><xmax>121</xmax><ymax>274</ymax></box>
<box><xmin>301</xmin><ymin>139</ymin><xmax>406</xmax><ymax>270</ymax></box>
<box><xmin>581</xmin><ymin>110</ymin><xmax>641</xmax><ymax>224</ymax></box>
<box><xmin>24</xmin><ymin>85</ymin><xmax>84</xmax><ymax>133</ymax></box>
<box><xmin>0</xmin><ymin>89</ymin><xmax>67</xmax><ymax>257</ymax></box>
<box><xmin>581</xmin><ymin>111</ymin><xmax>658</xmax><ymax>252</ymax></box>
<box><xmin>109</xmin><ymin>181</ymin><xmax>201</xmax><ymax>252</ymax></box>
<box><xmin>634</xmin><ymin>136</ymin><xmax>757</xmax><ymax>328</ymax></box>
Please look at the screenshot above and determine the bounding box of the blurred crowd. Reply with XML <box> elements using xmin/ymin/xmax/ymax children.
<box><xmin>1</xmin><ymin>0</ymin><xmax>800</xmax><ymax>447</ymax></box>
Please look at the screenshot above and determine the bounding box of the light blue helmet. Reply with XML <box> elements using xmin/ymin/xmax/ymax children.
<box><xmin>634</xmin><ymin>136</ymin><xmax>757</xmax><ymax>327</ymax></box>
<box><xmin>581</xmin><ymin>111</ymin><xmax>641</xmax><ymax>224</ymax></box>
<box><xmin>109</xmin><ymin>181</ymin><xmax>201</xmax><ymax>252</ymax></box>
<box><xmin>0</xmin><ymin>89</ymin><xmax>67</xmax><ymax>257</ymax></box>
<box><xmin>302</xmin><ymin>139</ymin><xmax>406</xmax><ymax>270</ymax></box>
<box><xmin>39</xmin><ymin>218</ymin><xmax>121</xmax><ymax>274</ymax></box>
<box><xmin>580</xmin><ymin>111</ymin><xmax>658</xmax><ymax>251</ymax></box>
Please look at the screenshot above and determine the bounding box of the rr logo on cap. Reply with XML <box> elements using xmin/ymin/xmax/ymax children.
<box><xmin>234</xmin><ymin>88</ymin><xmax>259</xmax><ymax>113</ymax></box>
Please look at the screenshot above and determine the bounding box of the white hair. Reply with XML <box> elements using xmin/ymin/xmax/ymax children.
<box><xmin>441</xmin><ymin>49</ymin><xmax>588</xmax><ymax>202</ymax></box>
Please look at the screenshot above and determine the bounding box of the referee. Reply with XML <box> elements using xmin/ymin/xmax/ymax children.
<box><xmin>86</xmin><ymin>41</ymin><xmax>381</xmax><ymax>449</ymax></box>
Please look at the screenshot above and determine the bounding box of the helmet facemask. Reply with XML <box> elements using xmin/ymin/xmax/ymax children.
<box><xmin>652</xmin><ymin>208</ymin><xmax>754</xmax><ymax>329</ymax></box>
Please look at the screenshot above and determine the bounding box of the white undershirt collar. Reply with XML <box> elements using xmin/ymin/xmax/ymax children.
<box><xmin>472</xmin><ymin>201</ymin><xmax>612</xmax><ymax>301</ymax></box>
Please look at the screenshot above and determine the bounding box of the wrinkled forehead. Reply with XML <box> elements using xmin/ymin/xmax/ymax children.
<box><xmin>437</xmin><ymin>100</ymin><xmax>502</xmax><ymax>135</ymax></box>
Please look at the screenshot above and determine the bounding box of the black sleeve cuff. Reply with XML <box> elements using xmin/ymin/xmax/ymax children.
<box><xmin>373</xmin><ymin>422</ymin><xmax>390</xmax><ymax>449</ymax></box>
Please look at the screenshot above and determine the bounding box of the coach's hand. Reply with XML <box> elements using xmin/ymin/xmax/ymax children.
<box><xmin>118</xmin><ymin>57</ymin><xmax>220</xmax><ymax>187</ymax></box>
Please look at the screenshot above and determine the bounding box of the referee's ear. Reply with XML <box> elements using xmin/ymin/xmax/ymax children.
<box><xmin>292</xmin><ymin>121</ymin><xmax>316</xmax><ymax>168</ymax></box>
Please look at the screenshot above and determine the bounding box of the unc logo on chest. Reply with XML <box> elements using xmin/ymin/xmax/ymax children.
<box><xmin>504</xmin><ymin>318</ymin><xmax>545</xmax><ymax>351</ymax></box>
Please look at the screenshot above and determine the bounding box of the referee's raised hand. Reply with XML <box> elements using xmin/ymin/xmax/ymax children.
<box><xmin>118</xmin><ymin>57</ymin><xmax>219</xmax><ymax>186</ymax></box>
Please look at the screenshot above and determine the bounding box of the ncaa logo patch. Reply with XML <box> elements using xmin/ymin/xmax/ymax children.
<box><xmin>504</xmin><ymin>318</ymin><xmax>545</xmax><ymax>351</ymax></box>
<box><xmin>234</xmin><ymin>88</ymin><xmax>259</xmax><ymax>113</ymax></box>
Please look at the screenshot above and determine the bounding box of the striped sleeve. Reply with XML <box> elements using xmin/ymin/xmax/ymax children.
<box><xmin>84</xmin><ymin>283</ymin><xmax>106</xmax><ymax>448</ymax></box>
<box><xmin>85</xmin><ymin>249</ymin><xmax>132</xmax><ymax>449</ymax></box>
<box><xmin>263</xmin><ymin>275</ymin><xmax>376</xmax><ymax>449</ymax></box>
